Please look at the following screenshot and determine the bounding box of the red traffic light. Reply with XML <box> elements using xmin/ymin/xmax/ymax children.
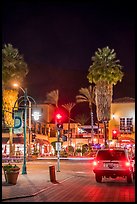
<box><xmin>55</xmin><ymin>113</ymin><xmax>63</xmax><ymax>129</ymax></box>
<box><xmin>56</xmin><ymin>113</ymin><xmax>62</xmax><ymax>120</ymax></box>
<box><xmin>112</xmin><ymin>130</ymin><xmax>117</xmax><ymax>134</ymax></box>
<box><xmin>112</xmin><ymin>130</ymin><xmax>118</xmax><ymax>139</ymax></box>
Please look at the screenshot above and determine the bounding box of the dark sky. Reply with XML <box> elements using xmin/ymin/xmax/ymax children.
<box><xmin>2</xmin><ymin>1</ymin><xmax>135</xmax><ymax>109</ymax></box>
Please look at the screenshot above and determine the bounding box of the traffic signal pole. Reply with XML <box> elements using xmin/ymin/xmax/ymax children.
<box><xmin>57</xmin><ymin>129</ymin><xmax>60</xmax><ymax>172</ymax></box>
<box><xmin>55</xmin><ymin>112</ymin><xmax>63</xmax><ymax>172</ymax></box>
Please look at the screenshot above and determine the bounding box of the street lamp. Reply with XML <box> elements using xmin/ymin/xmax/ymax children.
<box><xmin>13</xmin><ymin>83</ymin><xmax>39</xmax><ymax>174</ymax></box>
<box><xmin>13</xmin><ymin>84</ymin><xmax>27</xmax><ymax>174</ymax></box>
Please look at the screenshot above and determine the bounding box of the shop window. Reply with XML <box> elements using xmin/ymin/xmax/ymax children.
<box><xmin>120</xmin><ymin>118</ymin><xmax>133</xmax><ymax>133</ymax></box>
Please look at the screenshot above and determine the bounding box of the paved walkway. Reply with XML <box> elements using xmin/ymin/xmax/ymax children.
<box><xmin>2</xmin><ymin>157</ymin><xmax>89</xmax><ymax>201</ymax></box>
<box><xmin>2</xmin><ymin>166</ymin><xmax>73</xmax><ymax>201</ymax></box>
<box><xmin>2</xmin><ymin>165</ymin><xmax>135</xmax><ymax>202</ymax></box>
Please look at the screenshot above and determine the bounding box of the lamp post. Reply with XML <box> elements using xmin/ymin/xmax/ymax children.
<box><xmin>28</xmin><ymin>100</ymin><xmax>32</xmax><ymax>156</ymax></box>
<box><xmin>22</xmin><ymin>88</ymin><xmax>27</xmax><ymax>174</ymax></box>
<box><xmin>13</xmin><ymin>83</ymin><xmax>38</xmax><ymax>175</ymax></box>
<box><xmin>13</xmin><ymin>85</ymin><xmax>27</xmax><ymax>174</ymax></box>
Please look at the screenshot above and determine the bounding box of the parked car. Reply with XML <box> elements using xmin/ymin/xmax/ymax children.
<box><xmin>92</xmin><ymin>148</ymin><xmax>133</xmax><ymax>183</ymax></box>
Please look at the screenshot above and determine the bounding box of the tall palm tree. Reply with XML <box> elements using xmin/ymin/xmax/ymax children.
<box><xmin>87</xmin><ymin>46</ymin><xmax>124</xmax><ymax>146</ymax></box>
<box><xmin>62</xmin><ymin>102</ymin><xmax>76</xmax><ymax>146</ymax></box>
<box><xmin>2</xmin><ymin>43</ymin><xmax>29</xmax><ymax>157</ymax></box>
<box><xmin>76</xmin><ymin>85</ymin><xmax>95</xmax><ymax>144</ymax></box>
<box><xmin>87</xmin><ymin>46</ymin><xmax>124</xmax><ymax>121</ymax></box>
<box><xmin>2</xmin><ymin>43</ymin><xmax>28</xmax><ymax>89</ymax></box>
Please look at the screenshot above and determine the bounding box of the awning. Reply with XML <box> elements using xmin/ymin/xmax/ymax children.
<box><xmin>36</xmin><ymin>138</ymin><xmax>50</xmax><ymax>145</ymax></box>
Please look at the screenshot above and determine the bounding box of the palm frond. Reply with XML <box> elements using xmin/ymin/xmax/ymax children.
<box><xmin>46</xmin><ymin>89</ymin><xmax>59</xmax><ymax>107</ymax></box>
<box><xmin>62</xmin><ymin>102</ymin><xmax>76</xmax><ymax>112</ymax></box>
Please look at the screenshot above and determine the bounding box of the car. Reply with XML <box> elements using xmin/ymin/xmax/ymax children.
<box><xmin>92</xmin><ymin>148</ymin><xmax>133</xmax><ymax>183</ymax></box>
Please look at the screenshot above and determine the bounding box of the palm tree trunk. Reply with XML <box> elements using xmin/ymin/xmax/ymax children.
<box><xmin>95</xmin><ymin>81</ymin><xmax>112</xmax><ymax>121</ymax></box>
<box><xmin>90</xmin><ymin>110</ymin><xmax>94</xmax><ymax>144</ymax></box>
<box><xmin>104</xmin><ymin>120</ymin><xmax>108</xmax><ymax>147</ymax></box>
<box><xmin>9</xmin><ymin>127</ymin><xmax>13</xmax><ymax>157</ymax></box>
<box><xmin>68</xmin><ymin>112</ymin><xmax>71</xmax><ymax>146</ymax></box>
<box><xmin>97</xmin><ymin>121</ymin><xmax>100</xmax><ymax>143</ymax></box>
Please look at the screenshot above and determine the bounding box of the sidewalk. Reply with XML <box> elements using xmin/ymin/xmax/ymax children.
<box><xmin>2</xmin><ymin>164</ymin><xmax>73</xmax><ymax>201</ymax></box>
<box><xmin>2</xmin><ymin>156</ymin><xmax>94</xmax><ymax>201</ymax></box>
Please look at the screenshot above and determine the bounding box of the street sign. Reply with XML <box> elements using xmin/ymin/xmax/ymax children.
<box><xmin>56</xmin><ymin>142</ymin><xmax>61</xmax><ymax>151</ymax></box>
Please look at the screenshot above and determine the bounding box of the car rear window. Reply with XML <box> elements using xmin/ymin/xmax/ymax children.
<box><xmin>96</xmin><ymin>150</ymin><xmax>127</xmax><ymax>160</ymax></box>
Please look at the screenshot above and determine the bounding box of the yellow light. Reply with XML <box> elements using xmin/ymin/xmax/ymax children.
<box><xmin>13</xmin><ymin>83</ymin><xmax>19</xmax><ymax>87</ymax></box>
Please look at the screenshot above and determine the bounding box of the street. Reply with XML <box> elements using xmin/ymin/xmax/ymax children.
<box><xmin>2</xmin><ymin>159</ymin><xmax>135</xmax><ymax>202</ymax></box>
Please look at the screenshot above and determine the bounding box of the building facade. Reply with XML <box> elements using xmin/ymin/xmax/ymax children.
<box><xmin>108</xmin><ymin>97</ymin><xmax>135</xmax><ymax>147</ymax></box>
<box><xmin>2</xmin><ymin>97</ymin><xmax>135</xmax><ymax>157</ymax></box>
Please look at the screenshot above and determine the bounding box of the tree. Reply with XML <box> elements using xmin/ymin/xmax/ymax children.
<box><xmin>76</xmin><ymin>85</ymin><xmax>95</xmax><ymax>144</ymax></box>
<box><xmin>2</xmin><ymin>43</ymin><xmax>29</xmax><ymax>157</ymax></box>
<box><xmin>2</xmin><ymin>89</ymin><xmax>18</xmax><ymax>127</ymax></box>
<box><xmin>87</xmin><ymin>46</ymin><xmax>124</xmax><ymax>121</ymax></box>
<box><xmin>62</xmin><ymin>102</ymin><xmax>76</xmax><ymax>146</ymax></box>
<box><xmin>45</xmin><ymin>89</ymin><xmax>59</xmax><ymax>137</ymax></box>
<box><xmin>87</xmin><ymin>46</ymin><xmax>124</xmax><ymax>146</ymax></box>
<box><xmin>2</xmin><ymin>43</ymin><xmax>29</xmax><ymax>130</ymax></box>
<box><xmin>2</xmin><ymin>43</ymin><xmax>28</xmax><ymax>89</ymax></box>
<box><xmin>74</xmin><ymin>113</ymin><xmax>90</xmax><ymax>126</ymax></box>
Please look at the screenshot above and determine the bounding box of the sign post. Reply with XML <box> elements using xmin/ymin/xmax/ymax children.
<box><xmin>56</xmin><ymin>131</ymin><xmax>61</xmax><ymax>172</ymax></box>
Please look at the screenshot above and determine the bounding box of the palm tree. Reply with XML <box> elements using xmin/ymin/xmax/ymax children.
<box><xmin>45</xmin><ymin>89</ymin><xmax>59</xmax><ymax>138</ymax></box>
<box><xmin>45</xmin><ymin>89</ymin><xmax>59</xmax><ymax>108</ymax></box>
<box><xmin>2</xmin><ymin>43</ymin><xmax>28</xmax><ymax>89</ymax></box>
<box><xmin>74</xmin><ymin>113</ymin><xmax>90</xmax><ymax>126</ymax></box>
<box><xmin>62</xmin><ymin>102</ymin><xmax>76</xmax><ymax>146</ymax></box>
<box><xmin>2</xmin><ymin>43</ymin><xmax>29</xmax><ymax>157</ymax></box>
<box><xmin>2</xmin><ymin>89</ymin><xmax>18</xmax><ymax>157</ymax></box>
<box><xmin>76</xmin><ymin>85</ymin><xmax>95</xmax><ymax>144</ymax></box>
<box><xmin>87</xmin><ymin>46</ymin><xmax>124</xmax><ymax>146</ymax></box>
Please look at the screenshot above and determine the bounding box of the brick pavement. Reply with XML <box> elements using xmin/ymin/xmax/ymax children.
<box><xmin>2</xmin><ymin>165</ymin><xmax>73</xmax><ymax>201</ymax></box>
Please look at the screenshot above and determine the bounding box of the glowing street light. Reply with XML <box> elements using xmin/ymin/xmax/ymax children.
<box><xmin>32</xmin><ymin>111</ymin><xmax>41</xmax><ymax>121</ymax></box>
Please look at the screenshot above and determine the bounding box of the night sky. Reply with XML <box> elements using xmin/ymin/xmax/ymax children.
<box><xmin>2</xmin><ymin>1</ymin><xmax>135</xmax><ymax>111</ymax></box>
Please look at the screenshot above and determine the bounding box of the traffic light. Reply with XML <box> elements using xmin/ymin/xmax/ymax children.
<box><xmin>112</xmin><ymin>130</ymin><xmax>118</xmax><ymax>139</ymax></box>
<box><xmin>56</xmin><ymin>113</ymin><xmax>63</xmax><ymax>129</ymax></box>
<box><xmin>32</xmin><ymin>133</ymin><xmax>36</xmax><ymax>142</ymax></box>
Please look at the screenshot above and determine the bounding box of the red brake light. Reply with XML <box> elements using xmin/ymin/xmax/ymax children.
<box><xmin>93</xmin><ymin>161</ymin><xmax>98</xmax><ymax>166</ymax></box>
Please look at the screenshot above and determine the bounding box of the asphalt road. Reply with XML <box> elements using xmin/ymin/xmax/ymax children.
<box><xmin>2</xmin><ymin>159</ymin><xmax>135</xmax><ymax>202</ymax></box>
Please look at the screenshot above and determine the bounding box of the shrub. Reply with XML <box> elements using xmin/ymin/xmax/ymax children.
<box><xmin>3</xmin><ymin>163</ymin><xmax>20</xmax><ymax>172</ymax></box>
<box><xmin>75</xmin><ymin>148</ymin><xmax>82</xmax><ymax>153</ymax></box>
